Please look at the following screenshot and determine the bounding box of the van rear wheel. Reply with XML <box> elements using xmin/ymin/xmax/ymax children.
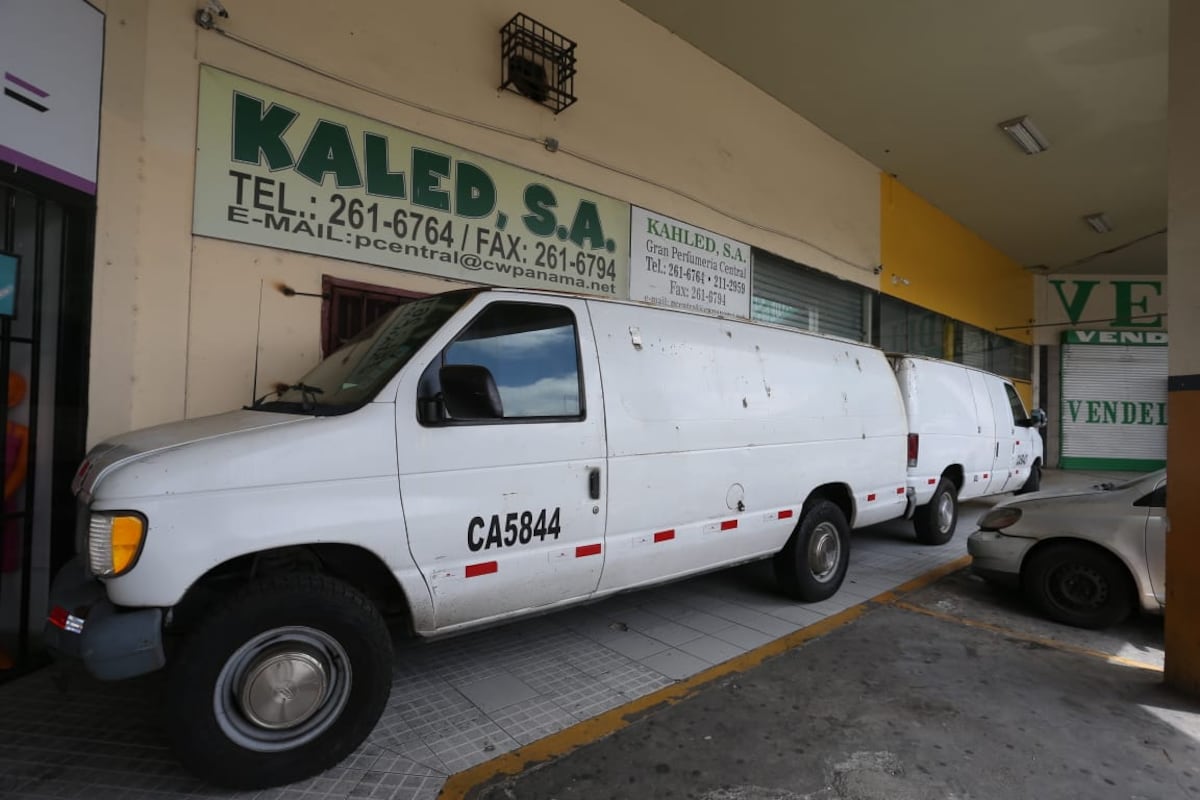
<box><xmin>774</xmin><ymin>499</ymin><xmax>851</xmax><ymax>602</ymax></box>
<box><xmin>165</xmin><ymin>573</ymin><xmax>393</xmax><ymax>789</ymax></box>
<box><xmin>913</xmin><ymin>479</ymin><xmax>957</xmax><ymax>545</ymax></box>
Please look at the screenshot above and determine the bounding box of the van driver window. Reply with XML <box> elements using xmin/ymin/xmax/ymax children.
<box><xmin>1004</xmin><ymin>383</ymin><xmax>1027</xmax><ymax>424</ymax></box>
<box><xmin>441</xmin><ymin>303</ymin><xmax>582</xmax><ymax>419</ymax></box>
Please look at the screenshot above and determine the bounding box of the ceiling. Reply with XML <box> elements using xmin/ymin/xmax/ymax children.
<box><xmin>620</xmin><ymin>0</ymin><xmax>1168</xmax><ymax>275</ymax></box>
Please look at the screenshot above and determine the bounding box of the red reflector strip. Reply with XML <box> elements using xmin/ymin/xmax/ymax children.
<box><xmin>465</xmin><ymin>561</ymin><xmax>498</xmax><ymax>578</ymax></box>
<box><xmin>48</xmin><ymin>606</ymin><xmax>69</xmax><ymax>630</ymax></box>
<box><xmin>867</xmin><ymin>493</ymin><xmax>876</xmax><ymax>502</ymax></box>
<box><xmin>983</xmin><ymin>473</ymin><xmax>989</xmax><ymax>479</ymax></box>
<box><xmin>778</xmin><ymin>509</ymin><xmax>794</xmax><ymax>520</ymax></box>
<box><xmin>896</xmin><ymin>487</ymin><xmax>905</xmax><ymax>494</ymax></box>
<box><xmin>653</xmin><ymin>530</ymin><xmax>675</xmax><ymax>543</ymax></box>
<box><xmin>48</xmin><ymin>606</ymin><xmax>84</xmax><ymax>634</ymax></box>
<box><xmin>928</xmin><ymin>478</ymin><xmax>936</xmax><ymax>485</ymax></box>
<box><xmin>576</xmin><ymin>543</ymin><xmax>602</xmax><ymax>557</ymax></box>
<box><xmin>720</xmin><ymin>520</ymin><xmax>738</xmax><ymax>531</ymax></box>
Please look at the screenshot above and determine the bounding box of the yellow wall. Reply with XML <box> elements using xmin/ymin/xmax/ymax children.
<box><xmin>86</xmin><ymin>0</ymin><xmax>883</xmax><ymax>444</ymax></box>
<box><xmin>880</xmin><ymin>175</ymin><xmax>1033</xmax><ymax>342</ymax></box>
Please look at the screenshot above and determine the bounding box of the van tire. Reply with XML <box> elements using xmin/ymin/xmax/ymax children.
<box><xmin>913</xmin><ymin>479</ymin><xmax>957</xmax><ymax>545</ymax></box>
<box><xmin>165</xmin><ymin>573</ymin><xmax>393</xmax><ymax>789</ymax></box>
<box><xmin>1015</xmin><ymin>461</ymin><xmax>1042</xmax><ymax>495</ymax></box>
<box><xmin>774</xmin><ymin>500</ymin><xmax>851</xmax><ymax>602</ymax></box>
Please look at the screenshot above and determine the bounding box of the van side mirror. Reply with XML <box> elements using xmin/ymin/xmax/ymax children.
<box><xmin>1020</xmin><ymin>408</ymin><xmax>1047</xmax><ymax>429</ymax></box>
<box><xmin>439</xmin><ymin>364</ymin><xmax>503</xmax><ymax>420</ymax></box>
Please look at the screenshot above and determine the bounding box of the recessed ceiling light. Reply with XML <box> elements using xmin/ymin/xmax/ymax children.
<box><xmin>1083</xmin><ymin>213</ymin><xmax>1113</xmax><ymax>233</ymax></box>
<box><xmin>998</xmin><ymin>116</ymin><xmax>1049</xmax><ymax>155</ymax></box>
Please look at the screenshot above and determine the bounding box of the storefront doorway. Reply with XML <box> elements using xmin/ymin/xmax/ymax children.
<box><xmin>0</xmin><ymin>174</ymin><xmax>93</xmax><ymax>679</ymax></box>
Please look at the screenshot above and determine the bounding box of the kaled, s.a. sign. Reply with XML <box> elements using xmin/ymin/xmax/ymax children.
<box><xmin>194</xmin><ymin>67</ymin><xmax>630</xmax><ymax>298</ymax></box>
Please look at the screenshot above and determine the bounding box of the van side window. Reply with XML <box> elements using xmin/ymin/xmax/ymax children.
<box><xmin>427</xmin><ymin>302</ymin><xmax>583</xmax><ymax>421</ymax></box>
<box><xmin>1003</xmin><ymin>383</ymin><xmax>1027</xmax><ymax>425</ymax></box>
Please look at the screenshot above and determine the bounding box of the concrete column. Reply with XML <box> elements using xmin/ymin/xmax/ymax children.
<box><xmin>1165</xmin><ymin>0</ymin><xmax>1200</xmax><ymax>697</ymax></box>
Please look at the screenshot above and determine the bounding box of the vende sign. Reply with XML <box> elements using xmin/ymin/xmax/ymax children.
<box><xmin>1033</xmin><ymin>275</ymin><xmax>1166</xmax><ymax>345</ymax></box>
<box><xmin>1063</xmin><ymin>330</ymin><xmax>1168</xmax><ymax>345</ymax></box>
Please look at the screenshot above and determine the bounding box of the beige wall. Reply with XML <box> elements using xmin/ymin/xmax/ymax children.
<box><xmin>88</xmin><ymin>0</ymin><xmax>882</xmax><ymax>444</ymax></box>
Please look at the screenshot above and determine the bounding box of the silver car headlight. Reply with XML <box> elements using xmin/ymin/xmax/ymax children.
<box><xmin>978</xmin><ymin>506</ymin><xmax>1022</xmax><ymax>532</ymax></box>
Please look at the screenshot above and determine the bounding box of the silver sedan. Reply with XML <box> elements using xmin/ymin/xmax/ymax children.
<box><xmin>967</xmin><ymin>470</ymin><xmax>1166</xmax><ymax>629</ymax></box>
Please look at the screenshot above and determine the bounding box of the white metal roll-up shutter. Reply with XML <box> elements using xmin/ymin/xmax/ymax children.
<box><xmin>1060</xmin><ymin>332</ymin><xmax>1167</xmax><ymax>470</ymax></box>
<box><xmin>750</xmin><ymin>250</ymin><xmax>866</xmax><ymax>342</ymax></box>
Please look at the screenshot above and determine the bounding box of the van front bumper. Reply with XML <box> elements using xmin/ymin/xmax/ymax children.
<box><xmin>966</xmin><ymin>529</ymin><xmax>1034</xmax><ymax>589</ymax></box>
<box><xmin>43</xmin><ymin>557</ymin><xmax>165</xmax><ymax>680</ymax></box>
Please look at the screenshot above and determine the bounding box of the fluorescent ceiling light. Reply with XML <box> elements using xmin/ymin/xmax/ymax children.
<box><xmin>1084</xmin><ymin>213</ymin><xmax>1113</xmax><ymax>233</ymax></box>
<box><xmin>998</xmin><ymin>116</ymin><xmax>1049</xmax><ymax>155</ymax></box>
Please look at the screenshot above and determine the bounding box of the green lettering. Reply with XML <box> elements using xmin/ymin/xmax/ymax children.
<box><xmin>1102</xmin><ymin>401</ymin><xmax>1118</xmax><ymax>424</ymax></box>
<box><xmin>232</xmin><ymin>92</ymin><xmax>296</xmax><ymax>169</ymax></box>
<box><xmin>1086</xmin><ymin>401</ymin><xmax>1102</xmax><ymax>423</ymax></box>
<box><xmin>295</xmin><ymin>120</ymin><xmax>362</xmax><ymax>187</ymax></box>
<box><xmin>1050</xmin><ymin>280</ymin><xmax>1099</xmax><ymax>325</ymax></box>
<box><xmin>1067</xmin><ymin>399</ymin><xmax>1083</xmax><ymax>421</ymax></box>
<box><xmin>411</xmin><ymin>149</ymin><xmax>451</xmax><ymax>211</ymax></box>
<box><xmin>1159</xmin><ymin>402</ymin><xmax>1168</xmax><ymax>425</ymax></box>
<box><xmin>522</xmin><ymin>184</ymin><xmax>557</xmax><ymax>236</ymax></box>
<box><xmin>1141</xmin><ymin>402</ymin><xmax>1155</xmax><ymax>425</ymax></box>
<box><xmin>1122</xmin><ymin>402</ymin><xmax>1138</xmax><ymax>425</ymax></box>
<box><xmin>1111</xmin><ymin>281</ymin><xmax>1163</xmax><ymax>327</ymax></box>
<box><xmin>455</xmin><ymin>162</ymin><xmax>496</xmax><ymax>219</ymax></box>
<box><xmin>568</xmin><ymin>201</ymin><xmax>606</xmax><ymax>249</ymax></box>
<box><xmin>363</xmin><ymin>133</ymin><xmax>405</xmax><ymax>199</ymax></box>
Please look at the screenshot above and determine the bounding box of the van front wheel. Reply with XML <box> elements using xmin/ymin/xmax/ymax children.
<box><xmin>774</xmin><ymin>499</ymin><xmax>851</xmax><ymax>602</ymax></box>
<box><xmin>165</xmin><ymin>573</ymin><xmax>393</xmax><ymax>789</ymax></box>
<box><xmin>913</xmin><ymin>479</ymin><xmax>958</xmax><ymax>545</ymax></box>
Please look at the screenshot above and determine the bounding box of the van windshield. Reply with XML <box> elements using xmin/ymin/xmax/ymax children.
<box><xmin>251</xmin><ymin>289</ymin><xmax>476</xmax><ymax>415</ymax></box>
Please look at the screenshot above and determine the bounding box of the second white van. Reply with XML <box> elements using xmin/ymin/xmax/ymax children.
<box><xmin>890</xmin><ymin>355</ymin><xmax>1045</xmax><ymax>545</ymax></box>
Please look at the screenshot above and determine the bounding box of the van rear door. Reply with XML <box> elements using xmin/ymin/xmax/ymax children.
<box><xmin>396</xmin><ymin>296</ymin><xmax>607</xmax><ymax>631</ymax></box>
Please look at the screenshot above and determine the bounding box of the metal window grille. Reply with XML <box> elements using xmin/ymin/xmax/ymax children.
<box><xmin>499</xmin><ymin>13</ymin><xmax>578</xmax><ymax>114</ymax></box>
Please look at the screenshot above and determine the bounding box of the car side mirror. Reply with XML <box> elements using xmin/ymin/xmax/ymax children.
<box><xmin>439</xmin><ymin>364</ymin><xmax>503</xmax><ymax>420</ymax></box>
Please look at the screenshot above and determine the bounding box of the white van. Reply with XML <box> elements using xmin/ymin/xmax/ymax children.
<box><xmin>890</xmin><ymin>355</ymin><xmax>1045</xmax><ymax>545</ymax></box>
<box><xmin>45</xmin><ymin>287</ymin><xmax>910</xmax><ymax>788</ymax></box>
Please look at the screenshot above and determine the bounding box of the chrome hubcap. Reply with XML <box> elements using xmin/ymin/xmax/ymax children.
<box><xmin>807</xmin><ymin>522</ymin><xmax>842</xmax><ymax>583</ymax></box>
<box><xmin>936</xmin><ymin>492</ymin><xmax>954</xmax><ymax>533</ymax></box>
<box><xmin>240</xmin><ymin>647</ymin><xmax>329</xmax><ymax>730</ymax></box>
<box><xmin>214</xmin><ymin>626</ymin><xmax>352</xmax><ymax>752</ymax></box>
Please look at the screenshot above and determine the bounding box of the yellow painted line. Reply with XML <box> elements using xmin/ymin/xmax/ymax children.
<box><xmin>889</xmin><ymin>599</ymin><xmax>1164</xmax><ymax>673</ymax></box>
<box><xmin>439</xmin><ymin>554</ymin><xmax>972</xmax><ymax>799</ymax></box>
<box><xmin>868</xmin><ymin>555</ymin><xmax>971</xmax><ymax>604</ymax></box>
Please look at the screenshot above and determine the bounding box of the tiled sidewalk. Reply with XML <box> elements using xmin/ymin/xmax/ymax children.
<box><xmin>0</xmin><ymin>500</ymin><xmax>995</xmax><ymax>800</ymax></box>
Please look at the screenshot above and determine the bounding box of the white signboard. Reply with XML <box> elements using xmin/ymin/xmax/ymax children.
<box><xmin>629</xmin><ymin>207</ymin><xmax>751</xmax><ymax>318</ymax></box>
<box><xmin>0</xmin><ymin>0</ymin><xmax>103</xmax><ymax>194</ymax></box>
<box><xmin>194</xmin><ymin>68</ymin><xmax>629</xmax><ymax>297</ymax></box>
<box><xmin>1032</xmin><ymin>274</ymin><xmax>1166</xmax><ymax>346</ymax></box>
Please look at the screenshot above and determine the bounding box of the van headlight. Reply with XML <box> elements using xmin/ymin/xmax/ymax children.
<box><xmin>88</xmin><ymin>512</ymin><xmax>147</xmax><ymax>577</ymax></box>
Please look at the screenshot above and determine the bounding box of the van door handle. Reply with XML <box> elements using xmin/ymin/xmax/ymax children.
<box><xmin>588</xmin><ymin>468</ymin><xmax>601</xmax><ymax>500</ymax></box>
<box><xmin>995</xmin><ymin>442</ymin><xmax>999</xmax><ymax>457</ymax></box>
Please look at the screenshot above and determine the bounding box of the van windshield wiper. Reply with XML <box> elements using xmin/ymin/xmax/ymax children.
<box><xmin>289</xmin><ymin>382</ymin><xmax>325</xmax><ymax>412</ymax></box>
<box><xmin>245</xmin><ymin>382</ymin><xmax>325</xmax><ymax>413</ymax></box>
